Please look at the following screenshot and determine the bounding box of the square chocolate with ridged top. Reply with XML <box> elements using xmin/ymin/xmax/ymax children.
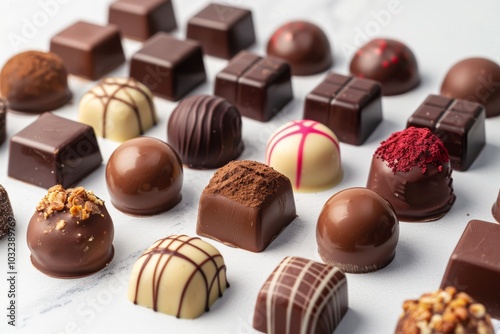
<box><xmin>50</xmin><ymin>21</ymin><xmax>125</xmax><ymax>80</ymax></box>
<box><xmin>304</xmin><ymin>72</ymin><xmax>383</xmax><ymax>146</ymax></box>
<box><xmin>407</xmin><ymin>94</ymin><xmax>485</xmax><ymax>171</ymax></box>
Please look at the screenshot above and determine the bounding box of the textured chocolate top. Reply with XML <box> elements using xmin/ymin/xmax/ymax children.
<box><xmin>0</xmin><ymin>184</ymin><xmax>14</xmax><ymax>240</ymax></box>
<box><xmin>203</xmin><ymin>160</ymin><xmax>290</xmax><ymax>207</ymax></box>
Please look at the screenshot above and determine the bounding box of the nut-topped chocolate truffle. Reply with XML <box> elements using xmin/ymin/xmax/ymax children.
<box><xmin>27</xmin><ymin>185</ymin><xmax>114</xmax><ymax>278</ymax></box>
<box><xmin>106</xmin><ymin>137</ymin><xmax>183</xmax><ymax>215</ymax></box>
<box><xmin>167</xmin><ymin>95</ymin><xmax>243</xmax><ymax>169</ymax></box>
<box><xmin>317</xmin><ymin>187</ymin><xmax>399</xmax><ymax>273</ymax></box>
<box><xmin>350</xmin><ymin>38</ymin><xmax>420</xmax><ymax>96</ymax></box>
<box><xmin>0</xmin><ymin>184</ymin><xmax>14</xmax><ymax>241</ymax></box>
<box><xmin>395</xmin><ymin>287</ymin><xmax>495</xmax><ymax>334</ymax></box>
<box><xmin>79</xmin><ymin>77</ymin><xmax>157</xmax><ymax>142</ymax></box>
<box><xmin>367</xmin><ymin>127</ymin><xmax>455</xmax><ymax>222</ymax></box>
<box><xmin>0</xmin><ymin>51</ymin><xmax>72</xmax><ymax>113</ymax></box>
<box><xmin>267</xmin><ymin>21</ymin><xmax>332</xmax><ymax>76</ymax></box>
<box><xmin>441</xmin><ymin>57</ymin><xmax>500</xmax><ymax>118</ymax></box>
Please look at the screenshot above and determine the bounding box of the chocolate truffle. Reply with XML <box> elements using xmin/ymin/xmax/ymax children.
<box><xmin>265</xmin><ymin>120</ymin><xmax>342</xmax><ymax>192</ymax></box>
<box><xmin>27</xmin><ymin>185</ymin><xmax>114</xmax><ymax>278</ymax></box>
<box><xmin>440</xmin><ymin>220</ymin><xmax>500</xmax><ymax>319</ymax></box>
<box><xmin>0</xmin><ymin>99</ymin><xmax>6</xmax><ymax>145</ymax></box>
<box><xmin>253</xmin><ymin>256</ymin><xmax>348</xmax><ymax>334</ymax></box>
<box><xmin>128</xmin><ymin>235</ymin><xmax>228</xmax><ymax>319</ymax></box>
<box><xmin>187</xmin><ymin>3</ymin><xmax>256</xmax><ymax>59</ymax></box>
<box><xmin>197</xmin><ymin>160</ymin><xmax>296</xmax><ymax>252</ymax></box>
<box><xmin>108</xmin><ymin>0</ymin><xmax>177</xmax><ymax>41</ymax></box>
<box><xmin>493</xmin><ymin>190</ymin><xmax>500</xmax><ymax>223</ymax></box>
<box><xmin>0</xmin><ymin>51</ymin><xmax>71</xmax><ymax>113</ymax></box>
<box><xmin>441</xmin><ymin>57</ymin><xmax>500</xmax><ymax>118</ymax></box>
<box><xmin>79</xmin><ymin>77</ymin><xmax>157</xmax><ymax>142</ymax></box>
<box><xmin>407</xmin><ymin>94</ymin><xmax>486</xmax><ymax>171</ymax></box>
<box><xmin>167</xmin><ymin>95</ymin><xmax>243</xmax><ymax>169</ymax></box>
<box><xmin>214</xmin><ymin>51</ymin><xmax>293</xmax><ymax>122</ymax></box>
<box><xmin>50</xmin><ymin>21</ymin><xmax>126</xmax><ymax>80</ymax></box>
<box><xmin>316</xmin><ymin>187</ymin><xmax>399</xmax><ymax>273</ymax></box>
<box><xmin>0</xmin><ymin>184</ymin><xmax>14</xmax><ymax>241</ymax></box>
<box><xmin>349</xmin><ymin>38</ymin><xmax>420</xmax><ymax>96</ymax></box>
<box><xmin>367</xmin><ymin>127</ymin><xmax>455</xmax><ymax>222</ymax></box>
<box><xmin>395</xmin><ymin>287</ymin><xmax>495</xmax><ymax>334</ymax></box>
<box><xmin>267</xmin><ymin>21</ymin><xmax>332</xmax><ymax>76</ymax></box>
<box><xmin>8</xmin><ymin>113</ymin><xmax>103</xmax><ymax>189</ymax></box>
<box><xmin>303</xmin><ymin>72</ymin><xmax>383</xmax><ymax>145</ymax></box>
<box><xmin>106</xmin><ymin>137</ymin><xmax>183</xmax><ymax>215</ymax></box>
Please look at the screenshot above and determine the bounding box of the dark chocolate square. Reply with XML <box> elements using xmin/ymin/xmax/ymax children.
<box><xmin>50</xmin><ymin>21</ymin><xmax>125</xmax><ymax>80</ymax></box>
<box><xmin>130</xmin><ymin>32</ymin><xmax>206</xmax><ymax>101</ymax></box>
<box><xmin>187</xmin><ymin>3</ymin><xmax>256</xmax><ymax>59</ymax></box>
<box><xmin>214</xmin><ymin>51</ymin><xmax>293</xmax><ymax>122</ymax></box>
<box><xmin>440</xmin><ymin>220</ymin><xmax>500</xmax><ymax>319</ymax></box>
<box><xmin>8</xmin><ymin>113</ymin><xmax>103</xmax><ymax>189</ymax></box>
<box><xmin>304</xmin><ymin>72</ymin><xmax>383</xmax><ymax>145</ymax></box>
<box><xmin>108</xmin><ymin>0</ymin><xmax>177</xmax><ymax>41</ymax></box>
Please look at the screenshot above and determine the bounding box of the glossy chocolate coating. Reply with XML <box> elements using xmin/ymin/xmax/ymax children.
<box><xmin>493</xmin><ymin>190</ymin><xmax>500</xmax><ymax>223</ymax></box>
<box><xmin>440</xmin><ymin>220</ymin><xmax>500</xmax><ymax>319</ymax></box>
<box><xmin>108</xmin><ymin>0</ymin><xmax>177</xmax><ymax>41</ymax></box>
<box><xmin>167</xmin><ymin>95</ymin><xmax>243</xmax><ymax>169</ymax></box>
<box><xmin>197</xmin><ymin>160</ymin><xmax>296</xmax><ymax>252</ymax></box>
<box><xmin>187</xmin><ymin>3</ymin><xmax>255</xmax><ymax>59</ymax></box>
<box><xmin>8</xmin><ymin>113</ymin><xmax>103</xmax><ymax>189</ymax></box>
<box><xmin>130</xmin><ymin>32</ymin><xmax>206</xmax><ymax>101</ymax></box>
<box><xmin>50</xmin><ymin>21</ymin><xmax>125</xmax><ymax>80</ymax></box>
<box><xmin>0</xmin><ymin>99</ymin><xmax>6</xmax><ymax>145</ymax></box>
<box><xmin>214</xmin><ymin>51</ymin><xmax>293</xmax><ymax>122</ymax></box>
<box><xmin>253</xmin><ymin>256</ymin><xmax>348</xmax><ymax>334</ymax></box>
<box><xmin>266</xmin><ymin>21</ymin><xmax>332</xmax><ymax>76</ymax></box>
<box><xmin>0</xmin><ymin>184</ymin><xmax>14</xmax><ymax>240</ymax></box>
<box><xmin>441</xmin><ymin>57</ymin><xmax>500</xmax><ymax>118</ymax></box>
<box><xmin>27</xmin><ymin>187</ymin><xmax>114</xmax><ymax>278</ymax></box>
<box><xmin>407</xmin><ymin>94</ymin><xmax>486</xmax><ymax>171</ymax></box>
<box><xmin>349</xmin><ymin>38</ymin><xmax>419</xmax><ymax>96</ymax></box>
<box><xmin>316</xmin><ymin>188</ymin><xmax>399</xmax><ymax>273</ymax></box>
<box><xmin>106</xmin><ymin>137</ymin><xmax>183</xmax><ymax>215</ymax></box>
<box><xmin>0</xmin><ymin>51</ymin><xmax>71</xmax><ymax>113</ymax></box>
<box><xmin>304</xmin><ymin>72</ymin><xmax>383</xmax><ymax>145</ymax></box>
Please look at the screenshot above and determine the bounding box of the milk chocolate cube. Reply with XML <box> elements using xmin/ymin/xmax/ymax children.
<box><xmin>50</xmin><ymin>21</ymin><xmax>125</xmax><ymax>80</ymax></box>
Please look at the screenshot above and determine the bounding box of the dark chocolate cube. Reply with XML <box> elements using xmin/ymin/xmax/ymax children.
<box><xmin>108</xmin><ymin>0</ymin><xmax>177</xmax><ymax>41</ymax></box>
<box><xmin>130</xmin><ymin>33</ymin><xmax>206</xmax><ymax>101</ymax></box>
<box><xmin>187</xmin><ymin>3</ymin><xmax>256</xmax><ymax>59</ymax></box>
<box><xmin>440</xmin><ymin>220</ymin><xmax>500</xmax><ymax>319</ymax></box>
<box><xmin>214</xmin><ymin>51</ymin><xmax>293</xmax><ymax>122</ymax></box>
<box><xmin>50</xmin><ymin>21</ymin><xmax>125</xmax><ymax>80</ymax></box>
<box><xmin>304</xmin><ymin>72</ymin><xmax>383</xmax><ymax>145</ymax></box>
<box><xmin>407</xmin><ymin>94</ymin><xmax>485</xmax><ymax>171</ymax></box>
<box><xmin>8</xmin><ymin>113</ymin><xmax>103</xmax><ymax>189</ymax></box>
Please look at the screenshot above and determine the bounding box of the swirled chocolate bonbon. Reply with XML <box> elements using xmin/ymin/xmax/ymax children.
<box><xmin>167</xmin><ymin>95</ymin><xmax>243</xmax><ymax>169</ymax></box>
<box><xmin>27</xmin><ymin>185</ymin><xmax>114</xmax><ymax>278</ymax></box>
<box><xmin>128</xmin><ymin>235</ymin><xmax>228</xmax><ymax>319</ymax></box>
<box><xmin>79</xmin><ymin>77</ymin><xmax>157</xmax><ymax>142</ymax></box>
<box><xmin>0</xmin><ymin>184</ymin><xmax>14</xmax><ymax>240</ymax></box>
<box><xmin>106</xmin><ymin>137</ymin><xmax>183</xmax><ymax>215</ymax></box>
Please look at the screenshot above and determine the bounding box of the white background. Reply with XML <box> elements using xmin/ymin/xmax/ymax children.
<box><xmin>1</xmin><ymin>0</ymin><xmax>500</xmax><ymax>333</ymax></box>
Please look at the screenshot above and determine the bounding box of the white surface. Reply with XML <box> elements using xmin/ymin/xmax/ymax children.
<box><xmin>1</xmin><ymin>0</ymin><xmax>500</xmax><ymax>333</ymax></box>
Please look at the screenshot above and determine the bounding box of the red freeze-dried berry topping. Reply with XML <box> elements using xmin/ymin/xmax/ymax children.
<box><xmin>374</xmin><ymin>127</ymin><xmax>449</xmax><ymax>174</ymax></box>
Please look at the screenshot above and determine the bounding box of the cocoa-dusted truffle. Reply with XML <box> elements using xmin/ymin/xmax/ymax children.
<box><xmin>0</xmin><ymin>51</ymin><xmax>72</xmax><ymax>113</ymax></box>
<box><xmin>0</xmin><ymin>99</ymin><xmax>6</xmax><ymax>145</ymax></box>
<box><xmin>197</xmin><ymin>160</ymin><xmax>296</xmax><ymax>252</ymax></box>
<box><xmin>367</xmin><ymin>127</ymin><xmax>455</xmax><ymax>222</ymax></box>
<box><xmin>27</xmin><ymin>185</ymin><xmax>114</xmax><ymax>278</ymax></box>
<box><xmin>395</xmin><ymin>287</ymin><xmax>495</xmax><ymax>334</ymax></box>
<box><xmin>167</xmin><ymin>95</ymin><xmax>243</xmax><ymax>169</ymax></box>
<box><xmin>317</xmin><ymin>187</ymin><xmax>399</xmax><ymax>273</ymax></box>
<box><xmin>267</xmin><ymin>21</ymin><xmax>332</xmax><ymax>76</ymax></box>
<box><xmin>0</xmin><ymin>184</ymin><xmax>15</xmax><ymax>240</ymax></box>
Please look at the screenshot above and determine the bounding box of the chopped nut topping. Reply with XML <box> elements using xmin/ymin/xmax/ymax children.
<box><xmin>55</xmin><ymin>220</ymin><xmax>66</xmax><ymax>230</ymax></box>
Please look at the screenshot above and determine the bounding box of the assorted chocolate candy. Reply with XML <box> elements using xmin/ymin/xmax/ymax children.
<box><xmin>0</xmin><ymin>184</ymin><xmax>14</xmax><ymax>240</ymax></box>
<box><xmin>493</xmin><ymin>190</ymin><xmax>500</xmax><ymax>223</ymax></box>
<box><xmin>0</xmin><ymin>99</ymin><xmax>6</xmax><ymax>145</ymax></box>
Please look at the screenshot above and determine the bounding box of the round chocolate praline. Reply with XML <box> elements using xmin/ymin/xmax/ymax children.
<box><xmin>441</xmin><ymin>57</ymin><xmax>500</xmax><ymax>118</ymax></box>
<box><xmin>316</xmin><ymin>187</ymin><xmax>399</xmax><ymax>274</ymax></box>
<box><xmin>266</xmin><ymin>21</ymin><xmax>332</xmax><ymax>76</ymax></box>
<box><xmin>349</xmin><ymin>38</ymin><xmax>419</xmax><ymax>96</ymax></box>
<box><xmin>167</xmin><ymin>95</ymin><xmax>243</xmax><ymax>169</ymax></box>
<box><xmin>0</xmin><ymin>51</ymin><xmax>72</xmax><ymax>113</ymax></box>
<box><xmin>106</xmin><ymin>137</ymin><xmax>183</xmax><ymax>215</ymax></box>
